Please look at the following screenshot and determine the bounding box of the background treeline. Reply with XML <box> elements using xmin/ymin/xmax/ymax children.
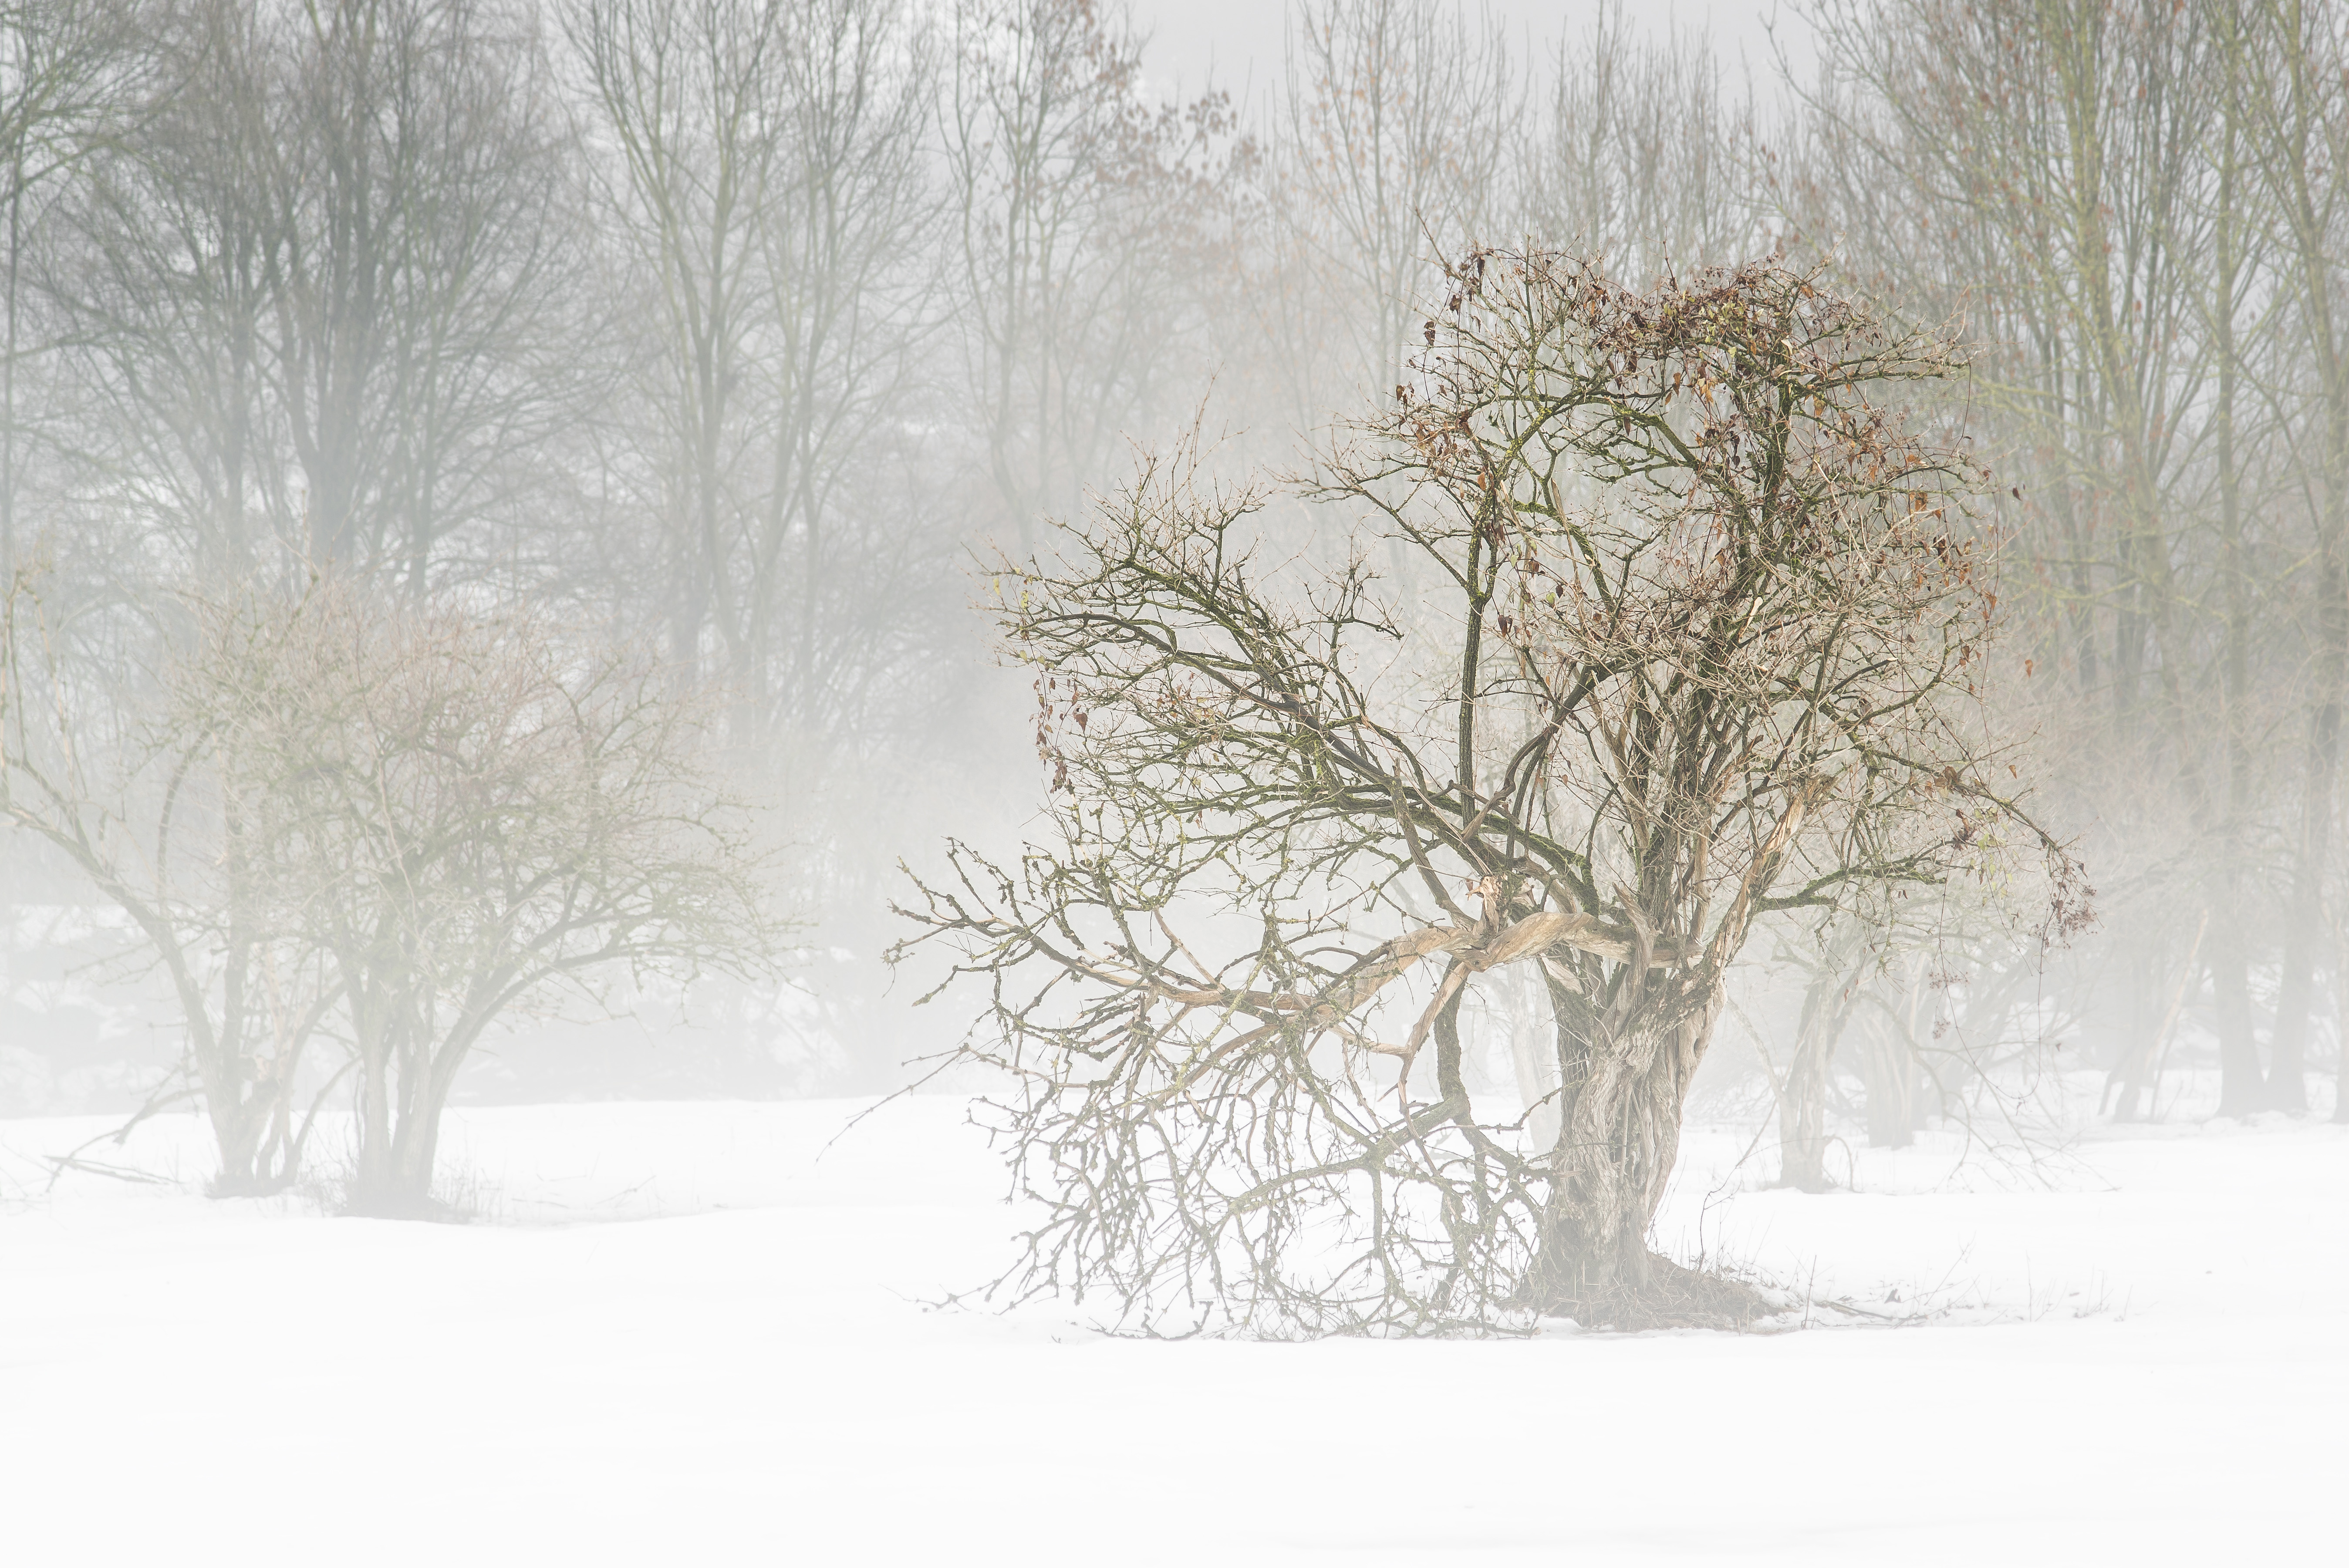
<box><xmin>1</xmin><ymin>0</ymin><xmax>2342</xmax><ymax>1146</ymax></box>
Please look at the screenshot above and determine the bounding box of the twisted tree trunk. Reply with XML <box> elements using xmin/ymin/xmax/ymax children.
<box><xmin>1517</xmin><ymin>981</ymin><xmax>1751</xmax><ymax>1323</ymax></box>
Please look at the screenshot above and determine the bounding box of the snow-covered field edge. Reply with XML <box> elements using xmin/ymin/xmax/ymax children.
<box><xmin>3</xmin><ymin>1091</ymin><xmax>2342</xmax><ymax>1566</ymax></box>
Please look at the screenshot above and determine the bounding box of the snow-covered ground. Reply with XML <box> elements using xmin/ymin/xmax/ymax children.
<box><xmin>3</xmin><ymin>1095</ymin><xmax>2341</xmax><ymax>1566</ymax></box>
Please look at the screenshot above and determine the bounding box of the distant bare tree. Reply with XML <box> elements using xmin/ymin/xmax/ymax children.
<box><xmin>1259</xmin><ymin>0</ymin><xmax>1512</xmax><ymax>429</ymax></box>
<box><xmin>946</xmin><ymin>0</ymin><xmax>1247</xmax><ymax>545</ymax></box>
<box><xmin>366</xmin><ymin>0</ymin><xmax>592</xmax><ymax>593</ymax></box>
<box><xmin>0</xmin><ymin>0</ymin><xmax>141</xmax><ymax>586</ymax></box>
<box><xmin>2239</xmin><ymin>0</ymin><xmax>2349</xmax><ymax>1114</ymax></box>
<box><xmin>47</xmin><ymin>0</ymin><xmax>583</xmax><ymax>591</ymax></box>
<box><xmin>1518</xmin><ymin>3</ymin><xmax>1760</xmax><ymax>278</ymax></box>
<box><xmin>53</xmin><ymin>0</ymin><xmax>292</xmax><ymax>579</ymax></box>
<box><xmin>1787</xmin><ymin>0</ymin><xmax>2304</xmax><ymax>1114</ymax></box>
<box><xmin>900</xmin><ymin>252</ymin><xmax>2077</xmax><ymax>1332</ymax></box>
<box><xmin>572</xmin><ymin>0</ymin><xmax>788</xmax><ymax>679</ymax></box>
<box><xmin>1847</xmin><ymin>949</ymin><xmax>1942</xmax><ymax>1147</ymax></box>
<box><xmin>1767</xmin><ymin>916</ymin><xmax>1871</xmax><ymax>1191</ymax></box>
<box><xmin>747</xmin><ymin>0</ymin><xmax>940</xmax><ymax>758</ymax></box>
<box><xmin>2</xmin><ymin>568</ymin><xmax>339</xmax><ymax>1193</ymax></box>
<box><xmin>225</xmin><ymin>580</ymin><xmax>780</xmax><ymax>1213</ymax></box>
<box><xmin>271</xmin><ymin>0</ymin><xmax>584</xmax><ymax>576</ymax></box>
<box><xmin>570</xmin><ymin>0</ymin><xmax>968</xmax><ymax>904</ymax></box>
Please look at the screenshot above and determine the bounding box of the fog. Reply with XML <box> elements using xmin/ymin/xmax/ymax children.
<box><xmin>1</xmin><ymin>0</ymin><xmax>2339</xmax><ymax>1561</ymax></box>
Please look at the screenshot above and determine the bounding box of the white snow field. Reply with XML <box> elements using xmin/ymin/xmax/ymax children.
<box><xmin>3</xmin><ymin>1094</ymin><xmax>2341</xmax><ymax>1567</ymax></box>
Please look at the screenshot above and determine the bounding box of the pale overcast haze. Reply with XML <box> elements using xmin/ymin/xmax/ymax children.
<box><xmin>1139</xmin><ymin>1</ymin><xmax>1816</xmax><ymax>102</ymax></box>
<box><xmin>6</xmin><ymin>2</ymin><xmax>2336</xmax><ymax>1565</ymax></box>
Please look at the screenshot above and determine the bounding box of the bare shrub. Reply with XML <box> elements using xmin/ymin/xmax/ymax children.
<box><xmin>211</xmin><ymin>580</ymin><xmax>783</xmax><ymax>1215</ymax></box>
<box><xmin>6</xmin><ymin>567</ymin><xmax>785</xmax><ymax>1210</ymax></box>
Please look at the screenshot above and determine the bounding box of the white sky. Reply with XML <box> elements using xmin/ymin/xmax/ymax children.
<box><xmin>1136</xmin><ymin>1</ymin><xmax>1817</xmax><ymax>107</ymax></box>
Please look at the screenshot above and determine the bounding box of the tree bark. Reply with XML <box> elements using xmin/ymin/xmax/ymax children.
<box><xmin>1516</xmin><ymin>982</ymin><xmax>1744</xmax><ymax>1322</ymax></box>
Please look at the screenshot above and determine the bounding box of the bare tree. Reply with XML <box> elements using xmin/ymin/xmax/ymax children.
<box><xmin>946</xmin><ymin>0</ymin><xmax>1246</xmax><ymax>545</ymax></box>
<box><xmin>747</xmin><ymin>0</ymin><xmax>940</xmax><ymax>759</ymax></box>
<box><xmin>46</xmin><ymin>0</ymin><xmax>583</xmax><ymax>591</ymax></box>
<box><xmin>52</xmin><ymin>0</ymin><xmax>294</xmax><ymax>579</ymax></box>
<box><xmin>572</xmin><ymin>0</ymin><xmax>788</xmax><ymax>680</ymax></box>
<box><xmin>1257</xmin><ymin>0</ymin><xmax>1512</xmax><ymax>431</ymax></box>
<box><xmin>899</xmin><ymin>252</ymin><xmax>2077</xmax><ymax>1332</ymax></box>
<box><xmin>223</xmin><ymin>580</ymin><xmax>780</xmax><ymax>1213</ymax></box>
<box><xmin>1849</xmin><ymin>949</ymin><xmax>1944</xmax><ymax>1146</ymax></box>
<box><xmin>0</xmin><ymin>0</ymin><xmax>140</xmax><ymax>586</ymax></box>
<box><xmin>7</xmin><ymin>567</ymin><xmax>777</xmax><ymax>1210</ymax></box>
<box><xmin>1517</xmin><ymin>2</ymin><xmax>1760</xmax><ymax>280</ymax></box>
<box><xmin>267</xmin><ymin>0</ymin><xmax>584</xmax><ymax>576</ymax></box>
<box><xmin>1</xmin><ymin>568</ymin><xmax>339</xmax><ymax>1193</ymax></box>
<box><xmin>369</xmin><ymin>0</ymin><xmax>592</xmax><ymax>593</ymax></box>
<box><xmin>2239</xmin><ymin>0</ymin><xmax>2349</xmax><ymax>1114</ymax></box>
<box><xmin>1786</xmin><ymin>0</ymin><xmax>2306</xmax><ymax>1115</ymax></box>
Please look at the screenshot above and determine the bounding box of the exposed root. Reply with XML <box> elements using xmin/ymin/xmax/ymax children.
<box><xmin>1531</xmin><ymin>1252</ymin><xmax>1780</xmax><ymax>1331</ymax></box>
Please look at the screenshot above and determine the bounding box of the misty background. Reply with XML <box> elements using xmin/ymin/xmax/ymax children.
<box><xmin>3</xmin><ymin>0</ymin><xmax>2341</xmax><ymax>1163</ymax></box>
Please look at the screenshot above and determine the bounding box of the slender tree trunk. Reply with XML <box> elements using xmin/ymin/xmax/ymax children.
<box><xmin>1859</xmin><ymin>1011</ymin><xmax>1917</xmax><ymax>1149</ymax></box>
<box><xmin>2338</xmin><ymin>1005</ymin><xmax>2349</xmax><ymax>1123</ymax></box>
<box><xmin>190</xmin><ymin>1010</ymin><xmax>273</xmax><ymax>1197</ymax></box>
<box><xmin>2211</xmin><ymin>918</ymin><xmax>2261</xmax><ymax>1112</ymax></box>
<box><xmin>1777</xmin><ymin>928</ymin><xmax>1864</xmax><ymax>1188</ymax></box>
<box><xmin>1777</xmin><ymin>979</ymin><xmax>1854</xmax><ymax>1192</ymax></box>
<box><xmin>2262</xmin><ymin>0</ymin><xmax>2349</xmax><ymax>1116</ymax></box>
<box><xmin>1777</xmin><ymin>1042</ymin><xmax>1832</xmax><ymax>1190</ymax></box>
<box><xmin>2270</xmin><ymin>591</ymin><xmax>2342</xmax><ymax>1114</ymax></box>
<box><xmin>351</xmin><ymin>1046</ymin><xmax>395</xmax><ymax>1207</ymax></box>
<box><xmin>346</xmin><ymin>980</ymin><xmax>400</xmax><ymax>1211</ymax></box>
<box><xmin>2</xmin><ymin>154</ymin><xmax>19</xmax><ymax>591</ymax></box>
<box><xmin>2209</xmin><ymin>54</ymin><xmax>2264</xmax><ymax>1116</ymax></box>
<box><xmin>386</xmin><ymin>1092</ymin><xmax>441</xmax><ymax>1209</ymax></box>
<box><xmin>2108</xmin><ymin>914</ymin><xmax>2207</xmax><ymax>1121</ymax></box>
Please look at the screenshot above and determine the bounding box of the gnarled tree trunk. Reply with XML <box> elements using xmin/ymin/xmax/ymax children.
<box><xmin>1518</xmin><ymin>978</ymin><xmax>1746</xmax><ymax>1323</ymax></box>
